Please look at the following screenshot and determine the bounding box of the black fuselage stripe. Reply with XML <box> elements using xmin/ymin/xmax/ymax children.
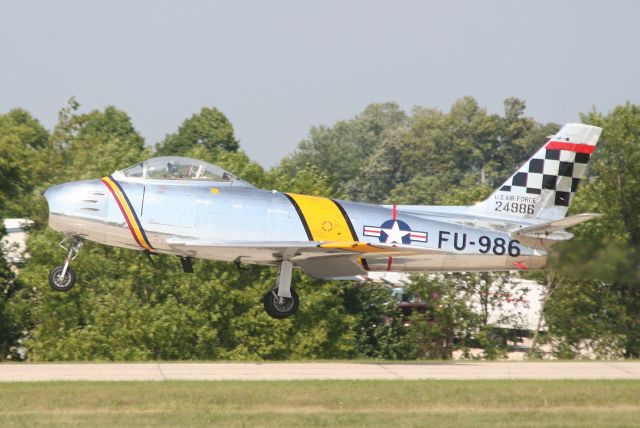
<box><xmin>283</xmin><ymin>193</ymin><xmax>314</xmax><ymax>241</ymax></box>
<box><xmin>331</xmin><ymin>199</ymin><xmax>359</xmax><ymax>241</ymax></box>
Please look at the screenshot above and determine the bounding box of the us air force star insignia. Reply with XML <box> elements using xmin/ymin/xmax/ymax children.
<box><xmin>384</xmin><ymin>221</ymin><xmax>408</xmax><ymax>244</ymax></box>
<box><xmin>363</xmin><ymin>220</ymin><xmax>428</xmax><ymax>244</ymax></box>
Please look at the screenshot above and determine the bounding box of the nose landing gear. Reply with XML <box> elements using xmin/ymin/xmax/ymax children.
<box><xmin>48</xmin><ymin>236</ymin><xmax>83</xmax><ymax>292</ymax></box>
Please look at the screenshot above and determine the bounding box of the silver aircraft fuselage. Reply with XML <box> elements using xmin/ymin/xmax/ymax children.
<box><xmin>44</xmin><ymin>172</ymin><xmax>545</xmax><ymax>278</ymax></box>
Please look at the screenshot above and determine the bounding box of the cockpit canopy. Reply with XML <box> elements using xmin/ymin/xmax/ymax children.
<box><xmin>113</xmin><ymin>156</ymin><xmax>254</xmax><ymax>187</ymax></box>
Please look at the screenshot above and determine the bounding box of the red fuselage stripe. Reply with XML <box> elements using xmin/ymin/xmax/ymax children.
<box><xmin>386</xmin><ymin>256</ymin><xmax>393</xmax><ymax>271</ymax></box>
<box><xmin>545</xmin><ymin>141</ymin><xmax>596</xmax><ymax>154</ymax></box>
<box><xmin>392</xmin><ymin>204</ymin><xmax>397</xmax><ymax>220</ymax></box>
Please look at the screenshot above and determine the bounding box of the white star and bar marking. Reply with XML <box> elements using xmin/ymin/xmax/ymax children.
<box><xmin>363</xmin><ymin>220</ymin><xmax>427</xmax><ymax>244</ymax></box>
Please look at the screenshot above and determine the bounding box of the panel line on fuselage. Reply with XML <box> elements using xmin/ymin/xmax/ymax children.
<box><xmin>101</xmin><ymin>176</ymin><xmax>154</xmax><ymax>252</ymax></box>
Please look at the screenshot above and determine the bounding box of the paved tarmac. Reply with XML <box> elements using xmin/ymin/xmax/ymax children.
<box><xmin>1</xmin><ymin>362</ymin><xmax>640</xmax><ymax>381</ymax></box>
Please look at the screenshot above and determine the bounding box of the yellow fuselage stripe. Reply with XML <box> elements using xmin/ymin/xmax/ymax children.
<box><xmin>103</xmin><ymin>177</ymin><xmax>152</xmax><ymax>251</ymax></box>
<box><xmin>285</xmin><ymin>193</ymin><xmax>357</xmax><ymax>242</ymax></box>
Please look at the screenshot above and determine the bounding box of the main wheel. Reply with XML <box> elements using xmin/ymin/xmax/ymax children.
<box><xmin>48</xmin><ymin>265</ymin><xmax>76</xmax><ymax>292</ymax></box>
<box><xmin>263</xmin><ymin>288</ymin><xmax>299</xmax><ymax>319</ymax></box>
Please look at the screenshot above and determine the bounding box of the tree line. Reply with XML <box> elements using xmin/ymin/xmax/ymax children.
<box><xmin>0</xmin><ymin>97</ymin><xmax>639</xmax><ymax>360</ymax></box>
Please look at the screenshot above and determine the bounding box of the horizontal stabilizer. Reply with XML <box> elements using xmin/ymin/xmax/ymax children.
<box><xmin>513</xmin><ymin>213</ymin><xmax>600</xmax><ymax>236</ymax></box>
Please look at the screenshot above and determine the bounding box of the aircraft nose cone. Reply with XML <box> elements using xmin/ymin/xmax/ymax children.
<box><xmin>45</xmin><ymin>180</ymin><xmax>108</xmax><ymax>214</ymax></box>
<box><xmin>44</xmin><ymin>183</ymin><xmax>75</xmax><ymax>215</ymax></box>
<box><xmin>44</xmin><ymin>179</ymin><xmax>109</xmax><ymax>235</ymax></box>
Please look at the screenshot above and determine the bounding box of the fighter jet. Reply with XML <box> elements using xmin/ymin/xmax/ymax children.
<box><xmin>44</xmin><ymin>123</ymin><xmax>602</xmax><ymax>319</ymax></box>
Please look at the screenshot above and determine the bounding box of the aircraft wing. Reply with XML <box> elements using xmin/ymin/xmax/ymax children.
<box><xmin>165</xmin><ymin>237</ymin><xmax>442</xmax><ymax>259</ymax></box>
<box><xmin>165</xmin><ymin>238</ymin><xmax>446</xmax><ymax>278</ymax></box>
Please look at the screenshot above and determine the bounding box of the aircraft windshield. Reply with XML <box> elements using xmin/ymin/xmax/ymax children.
<box><xmin>120</xmin><ymin>156</ymin><xmax>238</xmax><ymax>182</ymax></box>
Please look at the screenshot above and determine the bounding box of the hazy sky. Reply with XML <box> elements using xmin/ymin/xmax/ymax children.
<box><xmin>1</xmin><ymin>1</ymin><xmax>638</xmax><ymax>167</ymax></box>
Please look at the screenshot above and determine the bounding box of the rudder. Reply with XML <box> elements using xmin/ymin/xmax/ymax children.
<box><xmin>475</xmin><ymin>123</ymin><xmax>602</xmax><ymax>221</ymax></box>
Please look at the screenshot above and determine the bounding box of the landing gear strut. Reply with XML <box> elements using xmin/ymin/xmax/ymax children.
<box><xmin>263</xmin><ymin>259</ymin><xmax>299</xmax><ymax>319</ymax></box>
<box><xmin>48</xmin><ymin>236</ymin><xmax>83</xmax><ymax>292</ymax></box>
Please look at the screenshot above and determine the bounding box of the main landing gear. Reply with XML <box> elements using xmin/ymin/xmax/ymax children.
<box><xmin>48</xmin><ymin>236</ymin><xmax>83</xmax><ymax>292</ymax></box>
<box><xmin>263</xmin><ymin>259</ymin><xmax>299</xmax><ymax>319</ymax></box>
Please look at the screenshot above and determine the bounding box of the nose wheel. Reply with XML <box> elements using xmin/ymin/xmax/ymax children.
<box><xmin>48</xmin><ymin>265</ymin><xmax>76</xmax><ymax>292</ymax></box>
<box><xmin>48</xmin><ymin>237</ymin><xmax>83</xmax><ymax>292</ymax></box>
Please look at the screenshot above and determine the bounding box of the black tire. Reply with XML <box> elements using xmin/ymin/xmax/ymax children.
<box><xmin>48</xmin><ymin>265</ymin><xmax>76</xmax><ymax>292</ymax></box>
<box><xmin>263</xmin><ymin>288</ymin><xmax>299</xmax><ymax>319</ymax></box>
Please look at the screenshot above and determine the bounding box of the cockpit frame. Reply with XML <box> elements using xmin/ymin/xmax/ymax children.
<box><xmin>111</xmin><ymin>156</ymin><xmax>254</xmax><ymax>187</ymax></box>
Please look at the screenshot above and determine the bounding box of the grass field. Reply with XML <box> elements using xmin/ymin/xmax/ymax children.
<box><xmin>1</xmin><ymin>380</ymin><xmax>639</xmax><ymax>427</ymax></box>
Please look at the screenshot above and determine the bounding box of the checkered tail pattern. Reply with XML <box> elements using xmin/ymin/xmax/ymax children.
<box><xmin>477</xmin><ymin>123</ymin><xmax>602</xmax><ymax>220</ymax></box>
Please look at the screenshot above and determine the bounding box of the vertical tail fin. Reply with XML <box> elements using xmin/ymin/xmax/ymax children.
<box><xmin>475</xmin><ymin>123</ymin><xmax>602</xmax><ymax>221</ymax></box>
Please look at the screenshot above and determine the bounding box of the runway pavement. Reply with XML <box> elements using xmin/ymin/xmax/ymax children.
<box><xmin>1</xmin><ymin>361</ymin><xmax>640</xmax><ymax>381</ymax></box>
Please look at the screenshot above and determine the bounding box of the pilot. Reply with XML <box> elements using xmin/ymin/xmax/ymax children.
<box><xmin>167</xmin><ymin>162</ymin><xmax>182</xmax><ymax>178</ymax></box>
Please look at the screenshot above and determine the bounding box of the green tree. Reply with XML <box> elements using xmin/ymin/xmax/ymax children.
<box><xmin>9</xmin><ymin>102</ymin><xmax>367</xmax><ymax>362</ymax></box>
<box><xmin>406</xmin><ymin>274</ymin><xmax>480</xmax><ymax>359</ymax></box>
<box><xmin>354</xmin><ymin>97</ymin><xmax>555</xmax><ymax>205</ymax></box>
<box><xmin>283</xmin><ymin>102</ymin><xmax>408</xmax><ymax>199</ymax></box>
<box><xmin>0</xmin><ymin>109</ymin><xmax>50</xmax><ymax>360</ymax></box>
<box><xmin>266</xmin><ymin>160</ymin><xmax>334</xmax><ymax>196</ymax></box>
<box><xmin>50</xmin><ymin>101</ymin><xmax>149</xmax><ymax>180</ymax></box>
<box><xmin>543</xmin><ymin>103</ymin><xmax>640</xmax><ymax>358</ymax></box>
<box><xmin>0</xmin><ymin>223</ymin><xmax>21</xmax><ymax>360</ymax></box>
<box><xmin>7</xmin><ymin>101</ymin><xmax>152</xmax><ymax>360</ymax></box>
<box><xmin>156</xmin><ymin>107</ymin><xmax>239</xmax><ymax>156</ymax></box>
<box><xmin>0</xmin><ymin>109</ymin><xmax>50</xmax><ymax>217</ymax></box>
<box><xmin>404</xmin><ymin>272</ymin><xmax>527</xmax><ymax>360</ymax></box>
<box><xmin>343</xmin><ymin>282</ymin><xmax>415</xmax><ymax>359</ymax></box>
<box><xmin>9</xmin><ymin>97</ymin><xmax>640</xmax><ymax>362</ymax></box>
